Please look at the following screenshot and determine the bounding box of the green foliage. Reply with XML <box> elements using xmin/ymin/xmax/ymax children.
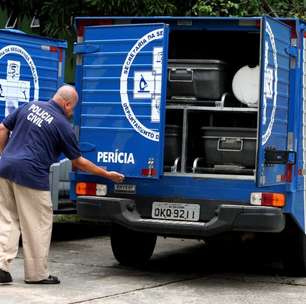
<box><xmin>191</xmin><ymin>0</ymin><xmax>305</xmax><ymax>19</ymax></box>
<box><xmin>39</xmin><ymin>0</ymin><xmax>83</xmax><ymax>38</ymax></box>
<box><xmin>269</xmin><ymin>0</ymin><xmax>305</xmax><ymax>19</ymax></box>
<box><xmin>0</xmin><ymin>0</ymin><xmax>304</xmax><ymax>38</ymax></box>
<box><xmin>191</xmin><ymin>0</ymin><xmax>249</xmax><ymax>16</ymax></box>
<box><xmin>35</xmin><ymin>0</ymin><xmax>186</xmax><ymax>37</ymax></box>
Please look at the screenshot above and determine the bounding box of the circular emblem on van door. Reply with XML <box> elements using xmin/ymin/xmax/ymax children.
<box><xmin>0</xmin><ymin>45</ymin><xmax>39</xmax><ymax>116</ymax></box>
<box><xmin>262</xmin><ymin>21</ymin><xmax>278</xmax><ymax>145</ymax></box>
<box><xmin>120</xmin><ymin>28</ymin><xmax>164</xmax><ymax>142</ymax></box>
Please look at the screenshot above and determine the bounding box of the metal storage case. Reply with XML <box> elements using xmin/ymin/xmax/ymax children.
<box><xmin>167</xmin><ymin>59</ymin><xmax>228</xmax><ymax>101</ymax></box>
<box><xmin>199</xmin><ymin>127</ymin><xmax>257</xmax><ymax>169</ymax></box>
<box><xmin>164</xmin><ymin>124</ymin><xmax>182</xmax><ymax>169</ymax></box>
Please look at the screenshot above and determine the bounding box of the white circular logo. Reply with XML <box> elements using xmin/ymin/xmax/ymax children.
<box><xmin>120</xmin><ymin>29</ymin><xmax>164</xmax><ymax>142</ymax></box>
<box><xmin>0</xmin><ymin>45</ymin><xmax>39</xmax><ymax>102</ymax></box>
<box><xmin>262</xmin><ymin>22</ymin><xmax>278</xmax><ymax>145</ymax></box>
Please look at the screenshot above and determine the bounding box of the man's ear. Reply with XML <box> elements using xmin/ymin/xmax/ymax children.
<box><xmin>65</xmin><ymin>101</ymin><xmax>72</xmax><ymax>108</ymax></box>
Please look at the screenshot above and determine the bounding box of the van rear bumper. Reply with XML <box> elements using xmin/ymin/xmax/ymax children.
<box><xmin>77</xmin><ymin>196</ymin><xmax>285</xmax><ymax>237</ymax></box>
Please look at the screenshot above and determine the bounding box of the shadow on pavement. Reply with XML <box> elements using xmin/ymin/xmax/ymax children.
<box><xmin>50</xmin><ymin>223</ymin><xmax>288</xmax><ymax>277</ymax></box>
<box><xmin>51</xmin><ymin>221</ymin><xmax>111</xmax><ymax>241</ymax></box>
<box><xmin>137</xmin><ymin>234</ymin><xmax>285</xmax><ymax>277</ymax></box>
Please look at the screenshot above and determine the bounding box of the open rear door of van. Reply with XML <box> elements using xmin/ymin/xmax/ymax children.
<box><xmin>257</xmin><ymin>16</ymin><xmax>293</xmax><ymax>187</ymax></box>
<box><xmin>74</xmin><ymin>23</ymin><xmax>169</xmax><ymax>178</ymax></box>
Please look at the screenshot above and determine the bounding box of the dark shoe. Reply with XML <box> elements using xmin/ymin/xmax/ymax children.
<box><xmin>25</xmin><ymin>275</ymin><xmax>60</xmax><ymax>284</ymax></box>
<box><xmin>0</xmin><ymin>269</ymin><xmax>12</xmax><ymax>284</ymax></box>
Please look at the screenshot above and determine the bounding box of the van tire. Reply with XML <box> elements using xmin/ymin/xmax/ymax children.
<box><xmin>282</xmin><ymin>217</ymin><xmax>306</xmax><ymax>276</ymax></box>
<box><xmin>111</xmin><ymin>224</ymin><xmax>157</xmax><ymax>266</ymax></box>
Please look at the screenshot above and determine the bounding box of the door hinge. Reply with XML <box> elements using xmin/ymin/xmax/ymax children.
<box><xmin>285</xmin><ymin>46</ymin><xmax>298</xmax><ymax>57</ymax></box>
<box><xmin>265</xmin><ymin>148</ymin><xmax>296</xmax><ymax>165</ymax></box>
<box><xmin>74</xmin><ymin>43</ymin><xmax>100</xmax><ymax>55</ymax></box>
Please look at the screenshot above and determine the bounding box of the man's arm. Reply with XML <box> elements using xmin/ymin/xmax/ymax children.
<box><xmin>72</xmin><ymin>156</ymin><xmax>124</xmax><ymax>183</ymax></box>
<box><xmin>0</xmin><ymin>123</ymin><xmax>10</xmax><ymax>153</ymax></box>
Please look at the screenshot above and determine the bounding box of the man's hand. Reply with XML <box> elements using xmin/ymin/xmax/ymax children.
<box><xmin>72</xmin><ymin>156</ymin><xmax>125</xmax><ymax>183</ymax></box>
<box><xmin>0</xmin><ymin>123</ymin><xmax>10</xmax><ymax>153</ymax></box>
<box><xmin>107</xmin><ymin>171</ymin><xmax>125</xmax><ymax>183</ymax></box>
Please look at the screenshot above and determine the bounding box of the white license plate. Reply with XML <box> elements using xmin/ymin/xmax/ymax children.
<box><xmin>114</xmin><ymin>184</ymin><xmax>136</xmax><ymax>194</ymax></box>
<box><xmin>152</xmin><ymin>202</ymin><xmax>200</xmax><ymax>222</ymax></box>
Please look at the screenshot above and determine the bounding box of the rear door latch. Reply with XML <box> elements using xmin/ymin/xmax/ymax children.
<box><xmin>265</xmin><ymin>148</ymin><xmax>296</xmax><ymax>165</ymax></box>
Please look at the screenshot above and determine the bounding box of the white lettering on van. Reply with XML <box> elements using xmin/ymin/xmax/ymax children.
<box><xmin>120</xmin><ymin>28</ymin><xmax>163</xmax><ymax>142</ymax></box>
<box><xmin>97</xmin><ymin>150</ymin><xmax>135</xmax><ymax>164</ymax></box>
<box><xmin>261</xmin><ymin>21</ymin><xmax>278</xmax><ymax>146</ymax></box>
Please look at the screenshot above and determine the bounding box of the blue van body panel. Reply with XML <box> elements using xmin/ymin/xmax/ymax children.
<box><xmin>75</xmin><ymin>23</ymin><xmax>169</xmax><ymax>178</ymax></box>
<box><xmin>0</xmin><ymin>29</ymin><xmax>67</xmax><ymax>212</ymax></box>
<box><xmin>0</xmin><ymin>29</ymin><xmax>66</xmax><ymax>122</ymax></box>
<box><xmin>71</xmin><ymin>172</ymin><xmax>287</xmax><ymax>201</ymax></box>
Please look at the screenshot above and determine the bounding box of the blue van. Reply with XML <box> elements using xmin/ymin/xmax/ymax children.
<box><xmin>72</xmin><ymin>16</ymin><xmax>306</xmax><ymax>273</ymax></box>
<box><xmin>0</xmin><ymin>29</ymin><xmax>67</xmax><ymax>211</ymax></box>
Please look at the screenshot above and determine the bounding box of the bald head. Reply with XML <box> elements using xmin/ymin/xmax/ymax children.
<box><xmin>54</xmin><ymin>85</ymin><xmax>78</xmax><ymax>104</ymax></box>
<box><xmin>53</xmin><ymin>85</ymin><xmax>78</xmax><ymax>118</ymax></box>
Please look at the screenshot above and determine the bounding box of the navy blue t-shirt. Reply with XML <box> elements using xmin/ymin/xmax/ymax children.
<box><xmin>0</xmin><ymin>100</ymin><xmax>81</xmax><ymax>190</ymax></box>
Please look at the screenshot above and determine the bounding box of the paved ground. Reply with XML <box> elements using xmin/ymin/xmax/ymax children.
<box><xmin>1</xmin><ymin>222</ymin><xmax>306</xmax><ymax>304</ymax></box>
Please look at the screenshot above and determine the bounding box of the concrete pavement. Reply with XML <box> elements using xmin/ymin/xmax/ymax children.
<box><xmin>1</xmin><ymin>223</ymin><xmax>306</xmax><ymax>304</ymax></box>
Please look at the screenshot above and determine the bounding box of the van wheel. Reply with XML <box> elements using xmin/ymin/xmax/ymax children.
<box><xmin>111</xmin><ymin>224</ymin><xmax>157</xmax><ymax>266</ymax></box>
<box><xmin>282</xmin><ymin>217</ymin><xmax>306</xmax><ymax>276</ymax></box>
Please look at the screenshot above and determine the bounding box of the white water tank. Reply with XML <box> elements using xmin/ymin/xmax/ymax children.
<box><xmin>232</xmin><ymin>65</ymin><xmax>259</xmax><ymax>107</ymax></box>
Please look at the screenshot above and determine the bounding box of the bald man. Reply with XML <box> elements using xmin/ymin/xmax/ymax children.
<box><xmin>0</xmin><ymin>85</ymin><xmax>124</xmax><ymax>285</ymax></box>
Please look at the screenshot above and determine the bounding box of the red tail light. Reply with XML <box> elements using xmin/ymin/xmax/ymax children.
<box><xmin>141</xmin><ymin>168</ymin><xmax>157</xmax><ymax>176</ymax></box>
<box><xmin>250</xmin><ymin>192</ymin><xmax>285</xmax><ymax>207</ymax></box>
<box><xmin>75</xmin><ymin>182</ymin><xmax>107</xmax><ymax>196</ymax></box>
